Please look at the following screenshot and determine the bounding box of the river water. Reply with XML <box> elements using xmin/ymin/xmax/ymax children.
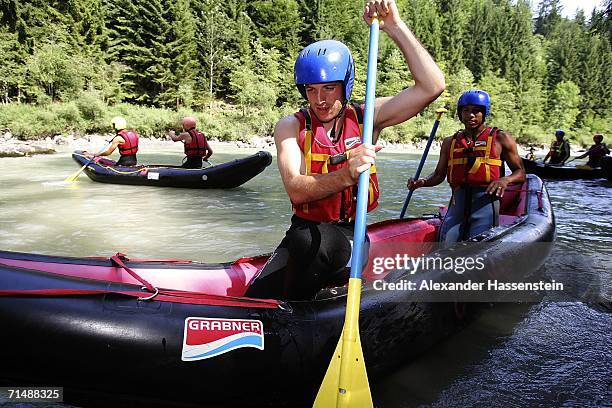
<box><xmin>0</xmin><ymin>145</ymin><xmax>610</xmax><ymax>407</ymax></box>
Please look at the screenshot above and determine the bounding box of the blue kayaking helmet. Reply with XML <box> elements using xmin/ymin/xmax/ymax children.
<box><xmin>555</xmin><ymin>129</ymin><xmax>565</xmax><ymax>137</ymax></box>
<box><xmin>457</xmin><ymin>89</ymin><xmax>491</xmax><ymax>118</ymax></box>
<box><xmin>294</xmin><ymin>40</ymin><xmax>355</xmax><ymax>102</ymax></box>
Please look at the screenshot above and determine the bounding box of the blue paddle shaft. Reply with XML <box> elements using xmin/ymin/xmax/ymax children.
<box><xmin>350</xmin><ymin>19</ymin><xmax>379</xmax><ymax>280</ymax></box>
<box><xmin>399</xmin><ymin>118</ymin><xmax>442</xmax><ymax>219</ymax></box>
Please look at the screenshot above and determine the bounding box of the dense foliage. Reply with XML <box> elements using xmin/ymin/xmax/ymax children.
<box><xmin>0</xmin><ymin>0</ymin><xmax>610</xmax><ymax>145</ymax></box>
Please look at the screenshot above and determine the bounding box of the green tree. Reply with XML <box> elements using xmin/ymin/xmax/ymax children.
<box><xmin>401</xmin><ymin>0</ymin><xmax>442</xmax><ymax>58</ymax></box>
<box><xmin>590</xmin><ymin>0</ymin><xmax>612</xmax><ymax>44</ymax></box>
<box><xmin>0</xmin><ymin>25</ymin><xmax>24</xmax><ymax>103</ymax></box>
<box><xmin>464</xmin><ymin>0</ymin><xmax>496</xmax><ymax>81</ymax></box>
<box><xmin>547</xmin><ymin>80</ymin><xmax>581</xmax><ymax>130</ymax></box>
<box><xmin>25</xmin><ymin>42</ymin><xmax>83</xmax><ymax>101</ymax></box>
<box><xmin>546</xmin><ymin>20</ymin><xmax>582</xmax><ymax>91</ymax></box>
<box><xmin>377</xmin><ymin>48</ymin><xmax>412</xmax><ymax>97</ymax></box>
<box><xmin>106</xmin><ymin>0</ymin><xmax>196</xmax><ymax>107</ymax></box>
<box><xmin>477</xmin><ymin>71</ymin><xmax>515</xmax><ymax>132</ymax></box>
<box><xmin>439</xmin><ymin>0</ymin><xmax>469</xmax><ymax>74</ymax></box>
<box><xmin>53</xmin><ymin>0</ymin><xmax>107</xmax><ymax>60</ymax></box>
<box><xmin>534</xmin><ymin>0</ymin><xmax>563</xmax><ymax>36</ymax></box>
<box><xmin>504</xmin><ymin>1</ymin><xmax>538</xmax><ymax>89</ymax></box>
<box><xmin>247</xmin><ymin>0</ymin><xmax>302</xmax><ymax>55</ymax></box>
<box><xmin>314</xmin><ymin>0</ymin><xmax>365</xmax><ymax>54</ymax></box>
<box><xmin>192</xmin><ymin>0</ymin><xmax>234</xmax><ymax>102</ymax></box>
<box><xmin>443</xmin><ymin>66</ymin><xmax>475</xmax><ymax>111</ymax></box>
<box><xmin>229</xmin><ymin>63</ymin><xmax>275</xmax><ymax>116</ymax></box>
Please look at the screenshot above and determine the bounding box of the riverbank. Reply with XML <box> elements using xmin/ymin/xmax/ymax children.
<box><xmin>1</xmin><ymin>132</ymin><xmax>581</xmax><ymax>159</ymax></box>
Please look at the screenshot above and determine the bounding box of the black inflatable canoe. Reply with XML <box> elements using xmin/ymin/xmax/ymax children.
<box><xmin>0</xmin><ymin>175</ymin><xmax>554</xmax><ymax>407</ymax></box>
<box><xmin>522</xmin><ymin>157</ymin><xmax>612</xmax><ymax>180</ymax></box>
<box><xmin>71</xmin><ymin>150</ymin><xmax>273</xmax><ymax>188</ymax></box>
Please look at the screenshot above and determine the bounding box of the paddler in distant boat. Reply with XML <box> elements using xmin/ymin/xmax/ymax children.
<box><xmin>543</xmin><ymin>129</ymin><xmax>570</xmax><ymax>166</ymax></box>
<box><xmin>574</xmin><ymin>133</ymin><xmax>610</xmax><ymax>169</ymax></box>
<box><xmin>526</xmin><ymin>146</ymin><xmax>537</xmax><ymax>161</ymax></box>
<box><xmin>168</xmin><ymin>116</ymin><xmax>213</xmax><ymax>169</ymax></box>
<box><xmin>88</xmin><ymin>116</ymin><xmax>139</xmax><ymax>166</ymax></box>
<box><xmin>246</xmin><ymin>0</ymin><xmax>445</xmax><ymax>300</ymax></box>
<box><xmin>407</xmin><ymin>89</ymin><xmax>525</xmax><ymax>244</ymax></box>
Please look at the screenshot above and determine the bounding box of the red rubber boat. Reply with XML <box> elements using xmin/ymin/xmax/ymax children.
<box><xmin>0</xmin><ymin>175</ymin><xmax>554</xmax><ymax>407</ymax></box>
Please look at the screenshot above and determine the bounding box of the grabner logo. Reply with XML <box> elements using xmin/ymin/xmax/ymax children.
<box><xmin>345</xmin><ymin>137</ymin><xmax>360</xmax><ymax>149</ymax></box>
<box><xmin>182</xmin><ymin>317</ymin><xmax>264</xmax><ymax>361</ymax></box>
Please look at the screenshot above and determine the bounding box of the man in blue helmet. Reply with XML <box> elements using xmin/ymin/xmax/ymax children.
<box><xmin>407</xmin><ymin>90</ymin><xmax>525</xmax><ymax>244</ymax></box>
<box><xmin>543</xmin><ymin>129</ymin><xmax>570</xmax><ymax>165</ymax></box>
<box><xmin>253</xmin><ymin>0</ymin><xmax>445</xmax><ymax>300</ymax></box>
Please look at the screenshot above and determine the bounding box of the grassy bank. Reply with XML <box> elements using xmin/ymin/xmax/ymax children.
<box><xmin>0</xmin><ymin>99</ymin><xmax>608</xmax><ymax>148</ymax></box>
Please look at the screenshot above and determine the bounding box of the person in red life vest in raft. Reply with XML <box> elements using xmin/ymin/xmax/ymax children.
<box><xmin>93</xmin><ymin>116</ymin><xmax>139</xmax><ymax>166</ymax></box>
<box><xmin>168</xmin><ymin>116</ymin><xmax>213</xmax><ymax>168</ymax></box>
<box><xmin>574</xmin><ymin>133</ymin><xmax>610</xmax><ymax>169</ymax></box>
<box><xmin>407</xmin><ymin>90</ymin><xmax>525</xmax><ymax>244</ymax></box>
<box><xmin>262</xmin><ymin>0</ymin><xmax>445</xmax><ymax>300</ymax></box>
<box><xmin>543</xmin><ymin>129</ymin><xmax>570</xmax><ymax>166</ymax></box>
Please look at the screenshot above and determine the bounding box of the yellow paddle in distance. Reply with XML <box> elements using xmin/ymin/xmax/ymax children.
<box><xmin>313</xmin><ymin>17</ymin><xmax>380</xmax><ymax>408</ymax></box>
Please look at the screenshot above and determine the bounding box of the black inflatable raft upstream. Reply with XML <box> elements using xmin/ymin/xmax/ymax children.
<box><xmin>0</xmin><ymin>175</ymin><xmax>554</xmax><ymax>407</ymax></box>
<box><xmin>522</xmin><ymin>157</ymin><xmax>612</xmax><ymax>180</ymax></box>
<box><xmin>71</xmin><ymin>150</ymin><xmax>273</xmax><ymax>188</ymax></box>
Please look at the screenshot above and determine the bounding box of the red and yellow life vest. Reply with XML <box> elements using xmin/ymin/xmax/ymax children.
<box><xmin>184</xmin><ymin>129</ymin><xmax>207</xmax><ymax>157</ymax></box>
<box><xmin>115</xmin><ymin>129</ymin><xmax>139</xmax><ymax>156</ymax></box>
<box><xmin>447</xmin><ymin>127</ymin><xmax>502</xmax><ymax>187</ymax></box>
<box><xmin>587</xmin><ymin>143</ymin><xmax>608</xmax><ymax>167</ymax></box>
<box><xmin>550</xmin><ymin>139</ymin><xmax>568</xmax><ymax>161</ymax></box>
<box><xmin>293</xmin><ymin>103</ymin><xmax>379</xmax><ymax>223</ymax></box>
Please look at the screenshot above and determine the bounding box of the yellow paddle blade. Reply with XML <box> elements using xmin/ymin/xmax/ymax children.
<box><xmin>313</xmin><ymin>330</ymin><xmax>373</xmax><ymax>408</ymax></box>
<box><xmin>314</xmin><ymin>279</ymin><xmax>373</xmax><ymax>408</ymax></box>
<box><xmin>64</xmin><ymin>163</ymin><xmax>88</xmax><ymax>182</ymax></box>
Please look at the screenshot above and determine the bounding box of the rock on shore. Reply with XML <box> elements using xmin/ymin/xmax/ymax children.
<box><xmin>0</xmin><ymin>132</ymin><xmax>57</xmax><ymax>157</ymax></box>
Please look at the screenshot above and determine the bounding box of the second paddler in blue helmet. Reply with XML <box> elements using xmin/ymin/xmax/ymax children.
<box><xmin>245</xmin><ymin>0</ymin><xmax>445</xmax><ymax>300</ymax></box>
<box><xmin>407</xmin><ymin>89</ymin><xmax>526</xmax><ymax>244</ymax></box>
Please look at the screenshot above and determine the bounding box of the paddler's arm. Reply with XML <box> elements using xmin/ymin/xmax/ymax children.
<box><xmin>485</xmin><ymin>130</ymin><xmax>525</xmax><ymax>197</ymax></box>
<box><xmin>367</xmin><ymin>0</ymin><xmax>445</xmax><ymax>142</ymax></box>
<box><xmin>407</xmin><ymin>136</ymin><xmax>451</xmax><ymax>190</ymax></box>
<box><xmin>168</xmin><ymin>130</ymin><xmax>192</xmax><ymax>144</ymax></box>
<box><xmin>275</xmin><ymin>115</ymin><xmax>381</xmax><ymax>205</ymax></box>
<box><xmin>203</xmin><ymin>138</ymin><xmax>213</xmax><ymax>160</ymax></box>
<box><xmin>575</xmin><ymin>149</ymin><xmax>590</xmax><ymax>159</ymax></box>
<box><xmin>561</xmin><ymin>142</ymin><xmax>571</xmax><ymax>163</ymax></box>
<box><xmin>97</xmin><ymin>137</ymin><xmax>123</xmax><ymax>157</ymax></box>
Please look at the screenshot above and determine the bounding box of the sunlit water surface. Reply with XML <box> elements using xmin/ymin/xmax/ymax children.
<box><xmin>0</xmin><ymin>146</ymin><xmax>610</xmax><ymax>407</ymax></box>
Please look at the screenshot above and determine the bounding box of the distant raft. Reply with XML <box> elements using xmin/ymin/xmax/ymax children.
<box><xmin>0</xmin><ymin>175</ymin><xmax>554</xmax><ymax>407</ymax></box>
<box><xmin>71</xmin><ymin>150</ymin><xmax>273</xmax><ymax>188</ymax></box>
<box><xmin>522</xmin><ymin>157</ymin><xmax>612</xmax><ymax>180</ymax></box>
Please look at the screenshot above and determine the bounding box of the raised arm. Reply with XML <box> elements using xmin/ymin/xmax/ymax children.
<box><xmin>168</xmin><ymin>130</ymin><xmax>192</xmax><ymax>144</ymax></box>
<box><xmin>363</xmin><ymin>0</ymin><xmax>445</xmax><ymax>139</ymax></box>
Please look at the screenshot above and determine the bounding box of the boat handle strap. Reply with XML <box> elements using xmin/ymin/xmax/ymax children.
<box><xmin>111</xmin><ymin>253</ymin><xmax>159</xmax><ymax>301</ymax></box>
